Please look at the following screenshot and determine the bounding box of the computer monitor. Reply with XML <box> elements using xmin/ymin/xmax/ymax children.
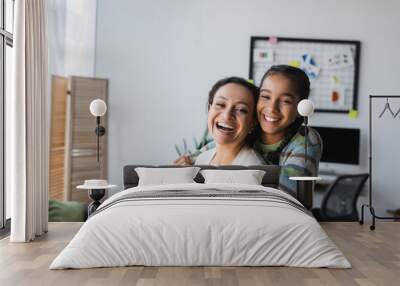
<box><xmin>311</xmin><ymin>126</ymin><xmax>360</xmax><ymax>165</ymax></box>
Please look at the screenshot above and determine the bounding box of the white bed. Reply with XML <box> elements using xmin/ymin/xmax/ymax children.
<box><xmin>50</xmin><ymin>183</ymin><xmax>351</xmax><ymax>269</ymax></box>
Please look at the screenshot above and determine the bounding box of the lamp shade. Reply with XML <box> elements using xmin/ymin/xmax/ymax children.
<box><xmin>89</xmin><ymin>99</ymin><xmax>107</xmax><ymax>117</ymax></box>
<box><xmin>297</xmin><ymin>99</ymin><xmax>314</xmax><ymax>117</ymax></box>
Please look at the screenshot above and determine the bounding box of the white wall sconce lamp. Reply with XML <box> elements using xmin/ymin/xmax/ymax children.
<box><xmin>289</xmin><ymin>99</ymin><xmax>320</xmax><ymax>210</ymax></box>
<box><xmin>89</xmin><ymin>99</ymin><xmax>107</xmax><ymax>162</ymax></box>
<box><xmin>297</xmin><ymin>99</ymin><xmax>315</xmax><ymax>162</ymax></box>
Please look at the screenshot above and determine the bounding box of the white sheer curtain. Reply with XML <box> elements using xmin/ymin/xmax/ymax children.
<box><xmin>10</xmin><ymin>0</ymin><xmax>49</xmax><ymax>242</ymax></box>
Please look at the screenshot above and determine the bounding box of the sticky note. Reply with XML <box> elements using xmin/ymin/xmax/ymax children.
<box><xmin>331</xmin><ymin>91</ymin><xmax>339</xmax><ymax>102</ymax></box>
<box><xmin>253</xmin><ymin>48</ymin><xmax>274</xmax><ymax>63</ymax></box>
<box><xmin>289</xmin><ymin>60</ymin><xmax>300</xmax><ymax>68</ymax></box>
<box><xmin>268</xmin><ymin>36</ymin><xmax>278</xmax><ymax>45</ymax></box>
<box><xmin>247</xmin><ymin>79</ymin><xmax>254</xmax><ymax>84</ymax></box>
<box><xmin>348</xmin><ymin>109</ymin><xmax>358</xmax><ymax>119</ymax></box>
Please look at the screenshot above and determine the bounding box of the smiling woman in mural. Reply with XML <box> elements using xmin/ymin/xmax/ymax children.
<box><xmin>175</xmin><ymin>65</ymin><xmax>322</xmax><ymax>197</ymax></box>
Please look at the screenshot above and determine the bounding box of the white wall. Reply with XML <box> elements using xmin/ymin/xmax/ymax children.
<box><xmin>95</xmin><ymin>0</ymin><xmax>400</xmax><ymax>215</ymax></box>
<box><xmin>48</xmin><ymin>0</ymin><xmax>97</xmax><ymax>77</ymax></box>
<box><xmin>47</xmin><ymin>0</ymin><xmax>67</xmax><ymax>77</ymax></box>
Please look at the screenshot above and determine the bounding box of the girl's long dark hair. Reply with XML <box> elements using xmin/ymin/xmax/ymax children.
<box><xmin>259</xmin><ymin>65</ymin><xmax>310</xmax><ymax>164</ymax></box>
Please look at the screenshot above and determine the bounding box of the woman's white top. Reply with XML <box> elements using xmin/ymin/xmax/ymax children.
<box><xmin>195</xmin><ymin>145</ymin><xmax>264</xmax><ymax>166</ymax></box>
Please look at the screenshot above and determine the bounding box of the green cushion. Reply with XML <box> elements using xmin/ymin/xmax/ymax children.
<box><xmin>49</xmin><ymin>199</ymin><xmax>87</xmax><ymax>222</ymax></box>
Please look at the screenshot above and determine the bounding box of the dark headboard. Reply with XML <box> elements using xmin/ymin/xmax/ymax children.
<box><xmin>123</xmin><ymin>165</ymin><xmax>281</xmax><ymax>189</ymax></box>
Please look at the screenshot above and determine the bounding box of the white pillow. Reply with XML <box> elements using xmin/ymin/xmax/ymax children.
<box><xmin>135</xmin><ymin>167</ymin><xmax>200</xmax><ymax>186</ymax></box>
<box><xmin>200</xmin><ymin>169</ymin><xmax>266</xmax><ymax>185</ymax></box>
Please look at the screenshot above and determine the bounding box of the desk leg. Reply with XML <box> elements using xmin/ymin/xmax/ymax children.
<box><xmin>296</xmin><ymin>181</ymin><xmax>314</xmax><ymax>210</ymax></box>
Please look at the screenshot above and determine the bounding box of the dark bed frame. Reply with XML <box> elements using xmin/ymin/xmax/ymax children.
<box><xmin>124</xmin><ymin>165</ymin><xmax>313</xmax><ymax>209</ymax></box>
<box><xmin>123</xmin><ymin>165</ymin><xmax>281</xmax><ymax>189</ymax></box>
<box><xmin>123</xmin><ymin>165</ymin><xmax>313</xmax><ymax>209</ymax></box>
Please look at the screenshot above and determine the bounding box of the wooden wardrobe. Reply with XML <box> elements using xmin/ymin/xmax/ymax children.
<box><xmin>49</xmin><ymin>76</ymin><xmax>108</xmax><ymax>203</ymax></box>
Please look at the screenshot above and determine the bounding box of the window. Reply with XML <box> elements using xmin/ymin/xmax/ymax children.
<box><xmin>1</xmin><ymin>0</ymin><xmax>14</xmax><ymax>232</ymax></box>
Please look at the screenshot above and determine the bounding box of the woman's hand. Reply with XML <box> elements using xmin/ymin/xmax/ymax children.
<box><xmin>173</xmin><ymin>155</ymin><xmax>193</xmax><ymax>166</ymax></box>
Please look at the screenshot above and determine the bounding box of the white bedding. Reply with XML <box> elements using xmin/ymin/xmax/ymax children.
<box><xmin>50</xmin><ymin>183</ymin><xmax>351</xmax><ymax>269</ymax></box>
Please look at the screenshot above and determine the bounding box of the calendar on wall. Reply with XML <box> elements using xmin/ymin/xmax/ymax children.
<box><xmin>249</xmin><ymin>36</ymin><xmax>361</xmax><ymax>113</ymax></box>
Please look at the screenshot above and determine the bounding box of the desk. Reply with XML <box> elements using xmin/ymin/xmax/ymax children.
<box><xmin>315</xmin><ymin>171</ymin><xmax>359</xmax><ymax>190</ymax></box>
<box><xmin>315</xmin><ymin>172</ymin><xmax>362</xmax><ymax>189</ymax></box>
<box><xmin>317</xmin><ymin>173</ymin><xmax>338</xmax><ymax>186</ymax></box>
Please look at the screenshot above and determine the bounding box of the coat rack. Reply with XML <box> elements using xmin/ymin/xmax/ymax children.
<box><xmin>360</xmin><ymin>95</ymin><xmax>400</xmax><ymax>230</ymax></box>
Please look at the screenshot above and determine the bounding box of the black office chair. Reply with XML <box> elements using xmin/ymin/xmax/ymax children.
<box><xmin>312</xmin><ymin>174</ymin><xmax>369</xmax><ymax>221</ymax></box>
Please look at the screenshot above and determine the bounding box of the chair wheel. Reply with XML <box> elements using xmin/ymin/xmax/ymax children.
<box><xmin>359</xmin><ymin>221</ymin><xmax>363</xmax><ymax>225</ymax></box>
<box><xmin>370</xmin><ymin>225</ymin><xmax>375</xmax><ymax>231</ymax></box>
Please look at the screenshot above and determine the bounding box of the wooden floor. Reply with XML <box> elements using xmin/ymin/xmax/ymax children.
<box><xmin>0</xmin><ymin>222</ymin><xmax>399</xmax><ymax>286</ymax></box>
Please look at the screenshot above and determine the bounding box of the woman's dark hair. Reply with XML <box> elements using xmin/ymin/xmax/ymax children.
<box><xmin>208</xmin><ymin>76</ymin><xmax>259</xmax><ymax>107</ymax></box>
<box><xmin>207</xmin><ymin>76</ymin><xmax>259</xmax><ymax>145</ymax></box>
<box><xmin>258</xmin><ymin>65</ymin><xmax>310</xmax><ymax>164</ymax></box>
